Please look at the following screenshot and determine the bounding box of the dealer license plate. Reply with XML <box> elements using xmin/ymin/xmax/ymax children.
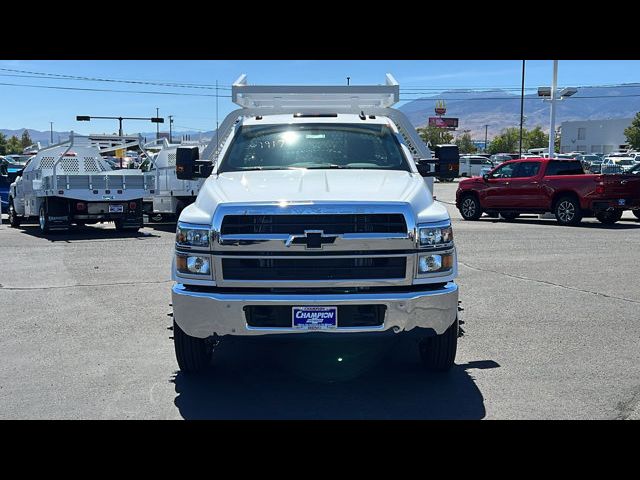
<box><xmin>292</xmin><ymin>306</ymin><xmax>337</xmax><ymax>330</ymax></box>
<box><xmin>109</xmin><ymin>204</ymin><xmax>124</xmax><ymax>213</ymax></box>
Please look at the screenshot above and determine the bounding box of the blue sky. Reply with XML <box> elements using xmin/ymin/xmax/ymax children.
<box><xmin>1</xmin><ymin>60</ymin><xmax>639</xmax><ymax>134</ymax></box>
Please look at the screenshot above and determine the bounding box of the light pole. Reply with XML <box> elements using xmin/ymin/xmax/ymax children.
<box><xmin>50</xmin><ymin>122</ymin><xmax>54</xmax><ymax>144</ymax></box>
<box><xmin>156</xmin><ymin>108</ymin><xmax>160</xmax><ymax>140</ymax></box>
<box><xmin>519</xmin><ymin>60</ymin><xmax>526</xmax><ymax>157</ymax></box>
<box><xmin>538</xmin><ymin>61</ymin><xmax>577</xmax><ymax>157</ymax></box>
<box><xmin>169</xmin><ymin>115</ymin><xmax>174</xmax><ymax>143</ymax></box>
<box><xmin>347</xmin><ymin>76</ymin><xmax>350</xmax><ymax>86</ymax></box>
<box><xmin>548</xmin><ymin>60</ymin><xmax>558</xmax><ymax>157</ymax></box>
<box><xmin>484</xmin><ymin>124</ymin><xmax>489</xmax><ymax>152</ymax></box>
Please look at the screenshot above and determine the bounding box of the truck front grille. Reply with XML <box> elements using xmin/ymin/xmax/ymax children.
<box><xmin>222</xmin><ymin>257</ymin><xmax>406</xmax><ymax>281</ymax></box>
<box><xmin>220</xmin><ymin>214</ymin><xmax>407</xmax><ymax>235</ymax></box>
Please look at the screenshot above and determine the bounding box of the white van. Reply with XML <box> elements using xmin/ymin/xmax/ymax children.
<box><xmin>459</xmin><ymin>155</ymin><xmax>492</xmax><ymax>177</ymax></box>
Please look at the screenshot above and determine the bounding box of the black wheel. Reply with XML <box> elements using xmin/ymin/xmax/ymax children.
<box><xmin>8</xmin><ymin>200</ymin><xmax>21</xmax><ymax>228</ymax></box>
<box><xmin>114</xmin><ymin>219</ymin><xmax>140</xmax><ymax>232</ymax></box>
<box><xmin>501</xmin><ymin>212</ymin><xmax>519</xmax><ymax>221</ymax></box>
<box><xmin>634</xmin><ymin>210</ymin><xmax>640</xmax><ymax>220</ymax></box>
<box><xmin>596</xmin><ymin>209</ymin><xmax>623</xmax><ymax>225</ymax></box>
<box><xmin>554</xmin><ymin>196</ymin><xmax>583</xmax><ymax>226</ymax></box>
<box><xmin>459</xmin><ymin>194</ymin><xmax>482</xmax><ymax>220</ymax></box>
<box><xmin>419</xmin><ymin>317</ymin><xmax>458</xmax><ymax>372</ymax></box>
<box><xmin>173</xmin><ymin>319</ymin><xmax>212</xmax><ymax>373</ymax></box>
<box><xmin>38</xmin><ymin>204</ymin><xmax>50</xmax><ymax>233</ymax></box>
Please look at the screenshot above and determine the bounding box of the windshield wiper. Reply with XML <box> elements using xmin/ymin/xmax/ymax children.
<box><xmin>305</xmin><ymin>164</ymin><xmax>346</xmax><ymax>169</ymax></box>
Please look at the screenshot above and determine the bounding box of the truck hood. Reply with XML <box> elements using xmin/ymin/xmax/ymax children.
<box><xmin>181</xmin><ymin>169</ymin><xmax>449</xmax><ymax>225</ymax></box>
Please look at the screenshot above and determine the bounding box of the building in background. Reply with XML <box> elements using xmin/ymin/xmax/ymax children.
<box><xmin>560</xmin><ymin>118</ymin><xmax>633</xmax><ymax>154</ymax></box>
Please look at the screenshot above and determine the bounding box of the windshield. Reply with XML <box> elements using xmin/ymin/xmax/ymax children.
<box><xmin>218</xmin><ymin>123</ymin><xmax>411</xmax><ymax>173</ymax></box>
<box><xmin>616</xmin><ymin>159</ymin><xmax>634</xmax><ymax>165</ymax></box>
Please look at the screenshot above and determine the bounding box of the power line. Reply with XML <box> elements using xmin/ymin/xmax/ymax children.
<box><xmin>0</xmin><ymin>81</ymin><xmax>232</xmax><ymax>97</ymax></box>
<box><xmin>0</xmin><ymin>67</ymin><xmax>233</xmax><ymax>90</ymax></box>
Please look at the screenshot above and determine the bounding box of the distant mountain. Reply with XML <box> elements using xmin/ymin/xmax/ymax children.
<box><xmin>0</xmin><ymin>128</ymin><xmax>71</xmax><ymax>146</ymax></box>
<box><xmin>399</xmin><ymin>84</ymin><xmax>640</xmax><ymax>140</ymax></box>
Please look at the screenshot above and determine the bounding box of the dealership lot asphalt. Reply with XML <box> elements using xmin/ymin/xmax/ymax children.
<box><xmin>1</xmin><ymin>181</ymin><xmax>639</xmax><ymax>419</ymax></box>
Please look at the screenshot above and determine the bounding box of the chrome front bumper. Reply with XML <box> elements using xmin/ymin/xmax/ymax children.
<box><xmin>172</xmin><ymin>282</ymin><xmax>458</xmax><ymax>338</ymax></box>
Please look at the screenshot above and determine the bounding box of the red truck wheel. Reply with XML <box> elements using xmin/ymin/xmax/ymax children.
<box><xmin>554</xmin><ymin>196</ymin><xmax>583</xmax><ymax>226</ymax></box>
<box><xmin>596</xmin><ymin>210</ymin><xmax>623</xmax><ymax>225</ymax></box>
<box><xmin>459</xmin><ymin>195</ymin><xmax>482</xmax><ymax>221</ymax></box>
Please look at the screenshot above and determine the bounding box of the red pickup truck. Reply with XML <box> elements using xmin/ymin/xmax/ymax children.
<box><xmin>456</xmin><ymin>158</ymin><xmax>640</xmax><ymax>225</ymax></box>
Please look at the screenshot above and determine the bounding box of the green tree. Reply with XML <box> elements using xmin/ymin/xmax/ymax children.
<box><xmin>417</xmin><ymin>125</ymin><xmax>454</xmax><ymax>147</ymax></box>
<box><xmin>524</xmin><ymin>126</ymin><xmax>548</xmax><ymax>150</ymax></box>
<box><xmin>0</xmin><ymin>132</ymin><xmax>7</xmax><ymax>155</ymax></box>
<box><xmin>487</xmin><ymin>127</ymin><xmax>520</xmax><ymax>154</ymax></box>
<box><xmin>624</xmin><ymin>112</ymin><xmax>640</xmax><ymax>150</ymax></box>
<box><xmin>20</xmin><ymin>129</ymin><xmax>32</xmax><ymax>148</ymax></box>
<box><xmin>5</xmin><ymin>135</ymin><xmax>23</xmax><ymax>154</ymax></box>
<box><xmin>454</xmin><ymin>130</ymin><xmax>477</xmax><ymax>154</ymax></box>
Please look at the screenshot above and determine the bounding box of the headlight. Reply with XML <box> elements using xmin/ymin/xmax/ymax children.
<box><xmin>417</xmin><ymin>222</ymin><xmax>453</xmax><ymax>248</ymax></box>
<box><xmin>176</xmin><ymin>253</ymin><xmax>212</xmax><ymax>277</ymax></box>
<box><xmin>418</xmin><ymin>253</ymin><xmax>454</xmax><ymax>274</ymax></box>
<box><xmin>176</xmin><ymin>223</ymin><xmax>210</xmax><ymax>249</ymax></box>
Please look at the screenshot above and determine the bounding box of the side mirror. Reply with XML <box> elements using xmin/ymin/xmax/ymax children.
<box><xmin>483</xmin><ymin>174</ymin><xmax>490</xmax><ymax>182</ymax></box>
<box><xmin>176</xmin><ymin>147</ymin><xmax>213</xmax><ymax>180</ymax></box>
<box><xmin>416</xmin><ymin>158</ymin><xmax>432</xmax><ymax>177</ymax></box>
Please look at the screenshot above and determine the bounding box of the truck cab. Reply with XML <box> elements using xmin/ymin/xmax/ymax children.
<box><xmin>169</xmin><ymin>74</ymin><xmax>462</xmax><ymax>374</ymax></box>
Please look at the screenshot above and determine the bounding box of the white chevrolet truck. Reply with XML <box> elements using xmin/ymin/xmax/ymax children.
<box><xmin>171</xmin><ymin>74</ymin><xmax>461</xmax><ymax>373</ymax></box>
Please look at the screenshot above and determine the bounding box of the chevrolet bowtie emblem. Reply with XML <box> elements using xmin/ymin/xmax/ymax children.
<box><xmin>285</xmin><ymin>230</ymin><xmax>339</xmax><ymax>249</ymax></box>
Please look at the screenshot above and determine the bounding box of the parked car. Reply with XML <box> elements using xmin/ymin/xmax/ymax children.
<box><xmin>459</xmin><ymin>155</ymin><xmax>493</xmax><ymax>177</ymax></box>
<box><xmin>602</xmin><ymin>156</ymin><xmax>636</xmax><ymax>172</ymax></box>
<box><xmin>489</xmin><ymin>153</ymin><xmax>514</xmax><ymax>166</ymax></box>
<box><xmin>576</xmin><ymin>154</ymin><xmax>602</xmax><ymax>172</ymax></box>
<box><xmin>456</xmin><ymin>158</ymin><xmax>640</xmax><ymax>225</ymax></box>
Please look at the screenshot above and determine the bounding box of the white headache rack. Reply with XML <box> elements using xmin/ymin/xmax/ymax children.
<box><xmin>232</xmin><ymin>73</ymin><xmax>399</xmax><ymax>109</ymax></box>
<box><xmin>202</xmin><ymin>74</ymin><xmax>431</xmax><ymax>162</ymax></box>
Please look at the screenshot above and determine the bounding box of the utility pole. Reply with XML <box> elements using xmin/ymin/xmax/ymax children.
<box><xmin>484</xmin><ymin>124</ymin><xmax>489</xmax><ymax>152</ymax></box>
<box><xmin>519</xmin><ymin>60</ymin><xmax>526</xmax><ymax>157</ymax></box>
<box><xmin>156</xmin><ymin>108</ymin><xmax>160</xmax><ymax>139</ymax></box>
<box><xmin>347</xmin><ymin>76</ymin><xmax>351</xmax><ymax>86</ymax></box>
<box><xmin>169</xmin><ymin>115</ymin><xmax>173</xmax><ymax>143</ymax></box>
<box><xmin>548</xmin><ymin>60</ymin><xmax>558</xmax><ymax>158</ymax></box>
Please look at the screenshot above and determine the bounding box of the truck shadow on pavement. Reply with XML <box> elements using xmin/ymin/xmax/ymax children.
<box><xmin>15</xmin><ymin>224</ymin><xmax>160</xmax><ymax>241</ymax></box>
<box><xmin>171</xmin><ymin>336</ymin><xmax>499</xmax><ymax>419</ymax></box>
<box><xmin>479</xmin><ymin>216</ymin><xmax>640</xmax><ymax>229</ymax></box>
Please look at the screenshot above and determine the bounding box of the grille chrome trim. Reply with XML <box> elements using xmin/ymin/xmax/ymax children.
<box><xmin>214</xmin><ymin>253</ymin><xmax>416</xmax><ymax>288</ymax></box>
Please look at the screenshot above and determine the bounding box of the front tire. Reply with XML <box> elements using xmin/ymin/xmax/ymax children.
<box><xmin>459</xmin><ymin>195</ymin><xmax>482</xmax><ymax>220</ymax></box>
<box><xmin>8</xmin><ymin>200</ymin><xmax>21</xmax><ymax>228</ymax></box>
<box><xmin>596</xmin><ymin>209</ymin><xmax>623</xmax><ymax>225</ymax></box>
<box><xmin>173</xmin><ymin>319</ymin><xmax>213</xmax><ymax>373</ymax></box>
<box><xmin>419</xmin><ymin>317</ymin><xmax>458</xmax><ymax>372</ymax></box>
<box><xmin>554</xmin><ymin>196</ymin><xmax>583</xmax><ymax>226</ymax></box>
<box><xmin>39</xmin><ymin>204</ymin><xmax>49</xmax><ymax>233</ymax></box>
